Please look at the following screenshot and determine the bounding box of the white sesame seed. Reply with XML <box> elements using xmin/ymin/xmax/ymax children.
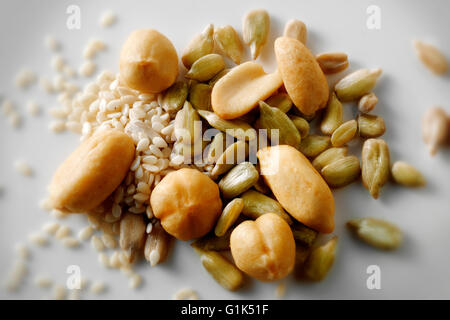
<box><xmin>91</xmin><ymin>235</ymin><xmax>105</xmax><ymax>251</ymax></box>
<box><xmin>14</xmin><ymin>160</ymin><xmax>33</xmax><ymax>177</ymax></box>
<box><xmin>173</xmin><ymin>288</ymin><xmax>199</xmax><ymax>300</ymax></box>
<box><xmin>49</xmin><ymin>120</ymin><xmax>66</xmax><ymax>133</ymax></box>
<box><xmin>68</xmin><ymin>289</ymin><xmax>81</xmax><ymax>300</ymax></box>
<box><xmin>149</xmin><ymin>250</ymin><xmax>160</xmax><ymax>267</ymax></box>
<box><xmin>9</xmin><ymin>112</ymin><xmax>21</xmax><ymax>128</ymax></box>
<box><xmin>42</xmin><ymin>222</ymin><xmax>60</xmax><ymax>235</ymax></box>
<box><xmin>34</xmin><ymin>275</ymin><xmax>53</xmax><ymax>288</ymax></box>
<box><xmin>79</xmin><ymin>60</ymin><xmax>96</xmax><ymax>77</ymax></box>
<box><xmin>39</xmin><ymin>198</ymin><xmax>52</xmax><ymax>211</ymax></box>
<box><xmin>51</xmin><ymin>55</ymin><xmax>65</xmax><ymax>72</ymax></box>
<box><xmin>15</xmin><ymin>68</ymin><xmax>36</xmax><ymax>89</ymax></box>
<box><xmin>109</xmin><ymin>251</ymin><xmax>121</xmax><ymax>268</ymax></box>
<box><xmin>78</xmin><ymin>225</ymin><xmax>94</xmax><ymax>241</ymax></box>
<box><xmin>55</xmin><ymin>225</ymin><xmax>71</xmax><ymax>239</ymax></box>
<box><xmin>14</xmin><ymin>243</ymin><xmax>30</xmax><ymax>260</ymax></box>
<box><xmin>51</xmin><ymin>209</ymin><xmax>68</xmax><ymax>219</ymax></box>
<box><xmin>90</xmin><ymin>281</ymin><xmax>106</xmax><ymax>294</ymax></box>
<box><xmin>146</xmin><ymin>222</ymin><xmax>153</xmax><ymax>234</ymax></box>
<box><xmin>62</xmin><ymin>237</ymin><xmax>80</xmax><ymax>248</ymax></box>
<box><xmin>98</xmin><ymin>253</ymin><xmax>110</xmax><ymax>268</ymax></box>
<box><xmin>26</xmin><ymin>100</ymin><xmax>40</xmax><ymax>116</ymax></box>
<box><xmin>129</xmin><ymin>274</ymin><xmax>142</xmax><ymax>289</ymax></box>
<box><xmin>45</xmin><ymin>35</ymin><xmax>60</xmax><ymax>51</ymax></box>
<box><xmin>53</xmin><ymin>284</ymin><xmax>66</xmax><ymax>300</ymax></box>
<box><xmin>99</xmin><ymin>10</ymin><xmax>116</xmax><ymax>28</ymax></box>
<box><xmin>28</xmin><ymin>232</ymin><xmax>48</xmax><ymax>246</ymax></box>
<box><xmin>1</xmin><ymin>99</ymin><xmax>13</xmax><ymax>116</ymax></box>
<box><xmin>101</xmin><ymin>233</ymin><xmax>117</xmax><ymax>249</ymax></box>
<box><xmin>146</xmin><ymin>206</ymin><xmax>154</xmax><ymax>219</ymax></box>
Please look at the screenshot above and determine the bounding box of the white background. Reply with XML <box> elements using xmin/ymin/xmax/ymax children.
<box><xmin>0</xmin><ymin>0</ymin><xmax>449</xmax><ymax>300</ymax></box>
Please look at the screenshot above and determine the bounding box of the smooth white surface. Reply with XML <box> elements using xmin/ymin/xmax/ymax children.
<box><xmin>0</xmin><ymin>0</ymin><xmax>449</xmax><ymax>300</ymax></box>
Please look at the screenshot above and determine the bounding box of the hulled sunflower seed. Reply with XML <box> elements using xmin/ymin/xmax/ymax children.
<box><xmin>283</xmin><ymin>19</ymin><xmax>307</xmax><ymax>44</ymax></box>
<box><xmin>358</xmin><ymin>92</ymin><xmax>378</xmax><ymax>113</ymax></box>
<box><xmin>160</xmin><ymin>81</ymin><xmax>188</xmax><ymax>114</ymax></box>
<box><xmin>174</xmin><ymin>101</ymin><xmax>202</xmax><ymax>145</ymax></box>
<box><xmin>189</xmin><ymin>83</ymin><xmax>212</xmax><ymax>111</ymax></box>
<box><xmin>186</xmin><ymin>53</ymin><xmax>226</xmax><ymax>82</ymax></box>
<box><xmin>266</xmin><ymin>92</ymin><xmax>293</xmax><ymax>113</ymax></box>
<box><xmin>316</xmin><ymin>52</ymin><xmax>349</xmax><ymax>75</ymax></box>
<box><xmin>422</xmin><ymin>106</ymin><xmax>448</xmax><ymax>156</ymax></box>
<box><xmin>289</xmin><ymin>115</ymin><xmax>310</xmax><ymax>138</ymax></box>
<box><xmin>312</xmin><ymin>147</ymin><xmax>348</xmax><ymax>171</ymax></box>
<box><xmin>321</xmin><ymin>92</ymin><xmax>343</xmax><ymax>135</ymax></box>
<box><xmin>211</xmin><ymin>141</ymin><xmax>248</xmax><ymax>178</ymax></box>
<box><xmin>119</xmin><ymin>213</ymin><xmax>146</xmax><ymax>263</ymax></box>
<box><xmin>193</xmin><ymin>229</ymin><xmax>232</xmax><ymax>251</ymax></box>
<box><xmin>321</xmin><ymin>155</ymin><xmax>361</xmax><ymax>188</ymax></box>
<box><xmin>413</xmin><ymin>40</ymin><xmax>448</xmax><ymax>75</ymax></box>
<box><xmin>331</xmin><ymin>120</ymin><xmax>358</xmax><ymax>147</ymax></box>
<box><xmin>243</xmin><ymin>9</ymin><xmax>270</xmax><ymax>60</ymax></box>
<box><xmin>198</xmin><ymin>110</ymin><xmax>256</xmax><ymax>141</ymax></box>
<box><xmin>347</xmin><ymin>218</ymin><xmax>402</xmax><ymax>250</ymax></box>
<box><xmin>291</xmin><ymin>223</ymin><xmax>318</xmax><ymax>248</ymax></box>
<box><xmin>357</xmin><ymin>114</ymin><xmax>385</xmax><ymax>138</ymax></box>
<box><xmin>206</xmin><ymin>132</ymin><xmax>227</xmax><ymax>164</ymax></box>
<box><xmin>241</xmin><ymin>189</ymin><xmax>293</xmax><ymax>225</ymax></box>
<box><xmin>299</xmin><ymin>135</ymin><xmax>331</xmax><ymax>158</ymax></box>
<box><xmin>214</xmin><ymin>25</ymin><xmax>243</xmax><ymax>65</ymax></box>
<box><xmin>303</xmin><ymin>236</ymin><xmax>338</xmax><ymax>281</ymax></box>
<box><xmin>218</xmin><ymin>162</ymin><xmax>259</xmax><ymax>199</ymax></box>
<box><xmin>214</xmin><ymin>198</ymin><xmax>244</xmax><ymax>237</ymax></box>
<box><xmin>258</xmin><ymin>101</ymin><xmax>301</xmax><ymax>148</ymax></box>
<box><xmin>335</xmin><ymin>68</ymin><xmax>382</xmax><ymax>102</ymax></box>
<box><xmin>182</xmin><ymin>24</ymin><xmax>215</xmax><ymax>69</ymax></box>
<box><xmin>192</xmin><ymin>245</ymin><xmax>244</xmax><ymax>291</ymax></box>
<box><xmin>391</xmin><ymin>161</ymin><xmax>426</xmax><ymax>187</ymax></box>
<box><xmin>361</xmin><ymin>138</ymin><xmax>390</xmax><ymax>199</ymax></box>
<box><xmin>144</xmin><ymin>221</ymin><xmax>172</xmax><ymax>266</ymax></box>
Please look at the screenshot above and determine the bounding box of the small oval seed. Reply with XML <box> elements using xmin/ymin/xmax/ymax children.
<box><xmin>160</xmin><ymin>81</ymin><xmax>188</xmax><ymax>114</ymax></box>
<box><xmin>289</xmin><ymin>115</ymin><xmax>310</xmax><ymax>138</ymax></box>
<box><xmin>321</xmin><ymin>92</ymin><xmax>343</xmax><ymax>135</ymax></box>
<box><xmin>391</xmin><ymin>161</ymin><xmax>426</xmax><ymax>187</ymax></box>
<box><xmin>186</xmin><ymin>54</ymin><xmax>226</xmax><ymax>82</ymax></box>
<box><xmin>283</xmin><ymin>19</ymin><xmax>307</xmax><ymax>44</ymax></box>
<box><xmin>358</xmin><ymin>92</ymin><xmax>378</xmax><ymax>113</ymax></box>
<box><xmin>182</xmin><ymin>24</ymin><xmax>214</xmax><ymax>69</ymax></box>
<box><xmin>214</xmin><ymin>198</ymin><xmax>244</xmax><ymax>237</ymax></box>
<box><xmin>335</xmin><ymin>68</ymin><xmax>382</xmax><ymax>102</ymax></box>
<box><xmin>211</xmin><ymin>141</ymin><xmax>249</xmax><ymax>178</ymax></box>
<box><xmin>357</xmin><ymin>114</ymin><xmax>385</xmax><ymax>138</ymax></box>
<box><xmin>347</xmin><ymin>218</ymin><xmax>402</xmax><ymax>250</ymax></box>
<box><xmin>413</xmin><ymin>40</ymin><xmax>449</xmax><ymax>75</ymax></box>
<box><xmin>361</xmin><ymin>138</ymin><xmax>390</xmax><ymax>199</ymax></box>
<box><xmin>321</xmin><ymin>155</ymin><xmax>361</xmax><ymax>188</ymax></box>
<box><xmin>189</xmin><ymin>83</ymin><xmax>212</xmax><ymax>111</ymax></box>
<box><xmin>214</xmin><ymin>25</ymin><xmax>243</xmax><ymax>65</ymax></box>
<box><xmin>299</xmin><ymin>135</ymin><xmax>331</xmax><ymax>158</ymax></box>
<box><xmin>218</xmin><ymin>162</ymin><xmax>259</xmax><ymax>199</ymax></box>
<box><xmin>206</xmin><ymin>132</ymin><xmax>227</xmax><ymax>164</ymax></box>
<box><xmin>243</xmin><ymin>9</ymin><xmax>270</xmax><ymax>60</ymax></box>
<box><xmin>316</xmin><ymin>52</ymin><xmax>349</xmax><ymax>75</ymax></box>
<box><xmin>303</xmin><ymin>236</ymin><xmax>338</xmax><ymax>281</ymax></box>
<box><xmin>422</xmin><ymin>106</ymin><xmax>448</xmax><ymax>156</ymax></box>
<box><xmin>312</xmin><ymin>147</ymin><xmax>348</xmax><ymax>171</ymax></box>
<box><xmin>331</xmin><ymin>120</ymin><xmax>358</xmax><ymax>147</ymax></box>
<box><xmin>174</xmin><ymin>101</ymin><xmax>202</xmax><ymax>145</ymax></box>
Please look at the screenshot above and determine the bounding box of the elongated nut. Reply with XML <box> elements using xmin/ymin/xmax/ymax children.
<box><xmin>243</xmin><ymin>9</ymin><xmax>270</xmax><ymax>60</ymax></box>
<box><xmin>214</xmin><ymin>25</ymin><xmax>243</xmax><ymax>65</ymax></box>
<box><xmin>321</xmin><ymin>92</ymin><xmax>343</xmax><ymax>135</ymax></box>
<box><xmin>291</xmin><ymin>223</ymin><xmax>318</xmax><ymax>247</ymax></box>
<box><xmin>331</xmin><ymin>120</ymin><xmax>358</xmax><ymax>147</ymax></box>
<box><xmin>289</xmin><ymin>115</ymin><xmax>310</xmax><ymax>138</ymax></box>
<box><xmin>303</xmin><ymin>236</ymin><xmax>338</xmax><ymax>281</ymax></box>
<box><xmin>361</xmin><ymin>139</ymin><xmax>390</xmax><ymax>199</ymax></box>
<box><xmin>347</xmin><ymin>218</ymin><xmax>402</xmax><ymax>250</ymax></box>
<box><xmin>321</xmin><ymin>155</ymin><xmax>361</xmax><ymax>188</ymax></box>
<box><xmin>198</xmin><ymin>110</ymin><xmax>256</xmax><ymax>141</ymax></box>
<box><xmin>258</xmin><ymin>101</ymin><xmax>301</xmax><ymax>148</ymax></box>
<box><xmin>312</xmin><ymin>147</ymin><xmax>348</xmax><ymax>171</ymax></box>
<box><xmin>120</xmin><ymin>213</ymin><xmax>146</xmax><ymax>263</ymax></box>
<box><xmin>182</xmin><ymin>24</ymin><xmax>214</xmax><ymax>69</ymax></box>
<box><xmin>151</xmin><ymin>168</ymin><xmax>222</xmax><ymax>241</ymax></box>
<box><xmin>211</xmin><ymin>141</ymin><xmax>248</xmax><ymax>178</ymax></box>
<box><xmin>241</xmin><ymin>189</ymin><xmax>293</xmax><ymax>224</ymax></box>
<box><xmin>316</xmin><ymin>52</ymin><xmax>349</xmax><ymax>74</ymax></box>
<box><xmin>391</xmin><ymin>161</ymin><xmax>426</xmax><ymax>187</ymax></box>
<box><xmin>48</xmin><ymin>130</ymin><xmax>135</xmax><ymax>212</ymax></box>
<box><xmin>193</xmin><ymin>229</ymin><xmax>232</xmax><ymax>251</ymax></box>
<box><xmin>266</xmin><ymin>92</ymin><xmax>293</xmax><ymax>113</ymax></box>
<box><xmin>215</xmin><ymin>198</ymin><xmax>244</xmax><ymax>237</ymax></box>
<box><xmin>206</xmin><ymin>132</ymin><xmax>227</xmax><ymax>164</ymax></box>
<box><xmin>160</xmin><ymin>81</ymin><xmax>188</xmax><ymax>114</ymax></box>
<box><xmin>275</xmin><ymin>37</ymin><xmax>329</xmax><ymax>115</ymax></box>
<box><xmin>174</xmin><ymin>101</ymin><xmax>202</xmax><ymax>145</ymax></box>
<box><xmin>186</xmin><ymin>54</ymin><xmax>225</xmax><ymax>82</ymax></box>
<box><xmin>257</xmin><ymin>145</ymin><xmax>335</xmax><ymax>233</ymax></box>
<box><xmin>357</xmin><ymin>114</ymin><xmax>385</xmax><ymax>138</ymax></box>
<box><xmin>422</xmin><ymin>106</ymin><xmax>448</xmax><ymax>156</ymax></box>
<box><xmin>193</xmin><ymin>246</ymin><xmax>244</xmax><ymax>291</ymax></box>
<box><xmin>211</xmin><ymin>62</ymin><xmax>283</xmax><ymax>119</ymax></box>
<box><xmin>299</xmin><ymin>135</ymin><xmax>331</xmax><ymax>158</ymax></box>
<box><xmin>335</xmin><ymin>68</ymin><xmax>382</xmax><ymax>102</ymax></box>
<box><xmin>230</xmin><ymin>213</ymin><xmax>296</xmax><ymax>281</ymax></box>
<box><xmin>144</xmin><ymin>221</ymin><xmax>172</xmax><ymax>266</ymax></box>
<box><xmin>358</xmin><ymin>92</ymin><xmax>378</xmax><ymax>113</ymax></box>
<box><xmin>283</xmin><ymin>19</ymin><xmax>307</xmax><ymax>44</ymax></box>
<box><xmin>413</xmin><ymin>40</ymin><xmax>449</xmax><ymax>75</ymax></box>
<box><xmin>218</xmin><ymin>162</ymin><xmax>259</xmax><ymax>199</ymax></box>
<box><xmin>189</xmin><ymin>83</ymin><xmax>212</xmax><ymax>111</ymax></box>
